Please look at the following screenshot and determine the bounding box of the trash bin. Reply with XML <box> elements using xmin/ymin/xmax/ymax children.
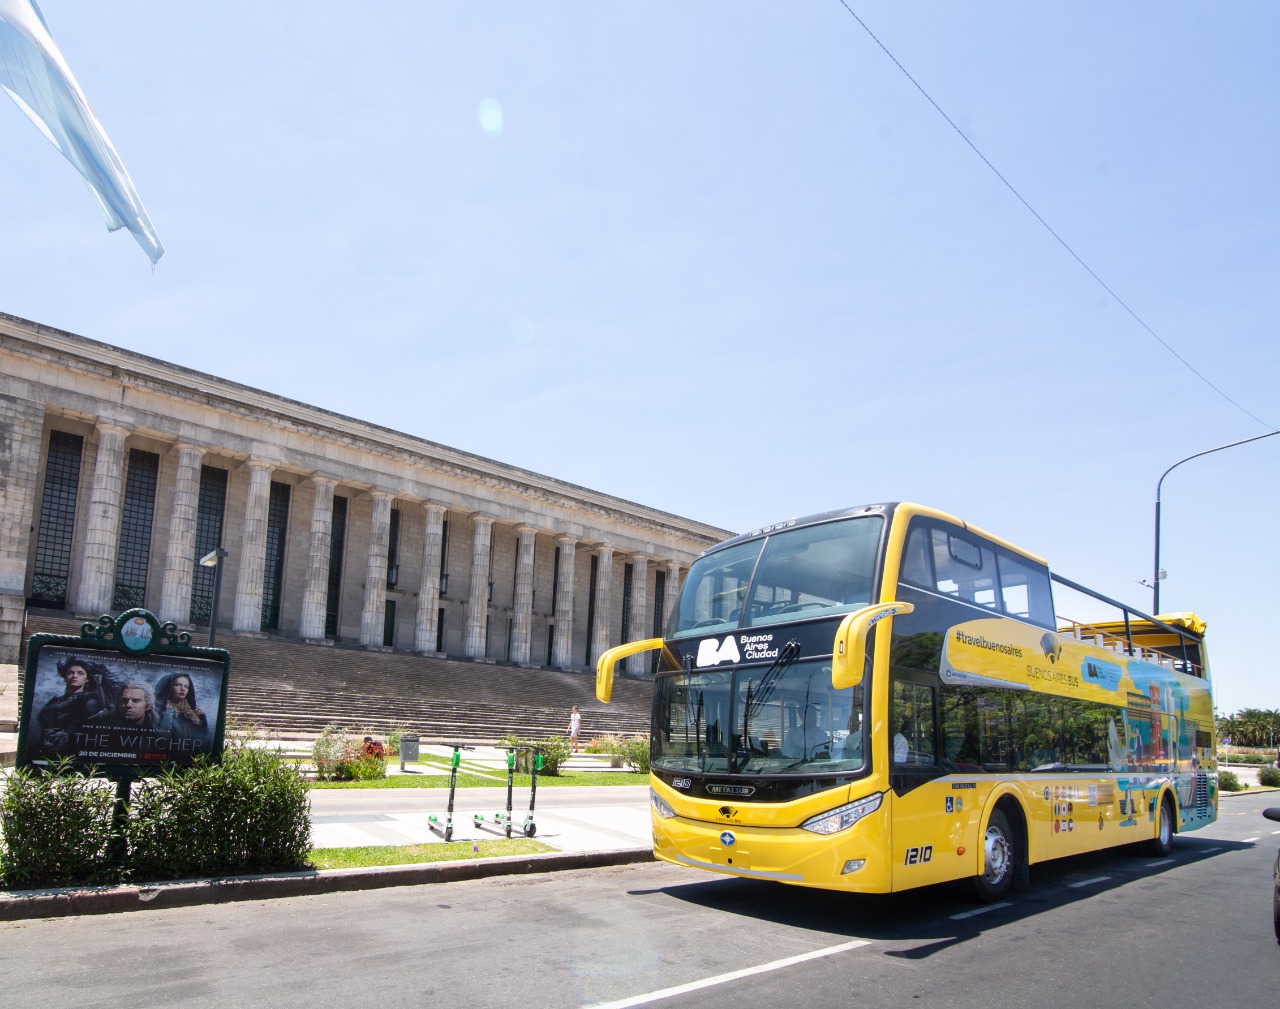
<box><xmin>399</xmin><ymin>734</ymin><xmax>420</xmax><ymax>769</ymax></box>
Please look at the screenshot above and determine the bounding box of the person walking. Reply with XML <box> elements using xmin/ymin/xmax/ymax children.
<box><xmin>568</xmin><ymin>705</ymin><xmax>582</xmax><ymax>753</ymax></box>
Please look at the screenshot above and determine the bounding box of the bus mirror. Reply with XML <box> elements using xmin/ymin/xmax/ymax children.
<box><xmin>595</xmin><ymin>637</ymin><xmax>666</xmax><ymax>703</ymax></box>
<box><xmin>831</xmin><ymin>602</ymin><xmax>914</xmax><ymax>690</ymax></box>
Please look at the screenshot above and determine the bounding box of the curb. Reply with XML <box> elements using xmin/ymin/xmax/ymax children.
<box><xmin>0</xmin><ymin>847</ymin><xmax>654</xmax><ymax>922</ymax></box>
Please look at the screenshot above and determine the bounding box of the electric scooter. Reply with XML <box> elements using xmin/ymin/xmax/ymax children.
<box><xmin>473</xmin><ymin>746</ymin><xmax>522</xmax><ymax>837</ymax></box>
<box><xmin>473</xmin><ymin>747</ymin><xmax>542</xmax><ymax>838</ymax></box>
<box><xmin>522</xmin><ymin>750</ymin><xmax>543</xmax><ymax>838</ymax></box>
<box><xmin>427</xmin><ymin>742</ymin><xmax>474</xmax><ymax>842</ymax></box>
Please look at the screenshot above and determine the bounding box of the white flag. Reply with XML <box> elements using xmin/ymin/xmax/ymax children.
<box><xmin>0</xmin><ymin>0</ymin><xmax>163</xmax><ymax>263</ymax></box>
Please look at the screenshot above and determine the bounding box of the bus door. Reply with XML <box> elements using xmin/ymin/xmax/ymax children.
<box><xmin>888</xmin><ymin>677</ymin><xmax>973</xmax><ymax>891</ymax></box>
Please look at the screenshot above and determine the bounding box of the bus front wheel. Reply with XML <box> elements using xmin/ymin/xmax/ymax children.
<box><xmin>972</xmin><ymin>808</ymin><xmax>1017</xmax><ymax>902</ymax></box>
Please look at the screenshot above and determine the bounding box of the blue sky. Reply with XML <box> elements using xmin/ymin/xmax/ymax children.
<box><xmin>2</xmin><ymin>3</ymin><xmax>1276</xmax><ymax>717</ymax></box>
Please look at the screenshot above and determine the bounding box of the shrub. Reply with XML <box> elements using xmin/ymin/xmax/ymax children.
<box><xmin>125</xmin><ymin>743</ymin><xmax>312</xmax><ymax>880</ymax></box>
<box><xmin>311</xmin><ymin>725</ymin><xmax>386</xmax><ymax>781</ymax></box>
<box><xmin>587</xmin><ymin>733</ymin><xmax>622</xmax><ymax>756</ymax></box>
<box><xmin>1258</xmin><ymin>766</ymin><xmax>1280</xmax><ymax>788</ymax></box>
<box><xmin>500</xmin><ymin>734</ymin><xmax>570</xmax><ymax>776</ymax></box>
<box><xmin>0</xmin><ymin>763</ymin><xmax>117</xmax><ymax>889</ymax></box>
<box><xmin>620</xmin><ymin>735</ymin><xmax>651</xmax><ymax>774</ymax></box>
<box><xmin>1219</xmin><ymin>770</ymin><xmax>1243</xmax><ymax>792</ymax></box>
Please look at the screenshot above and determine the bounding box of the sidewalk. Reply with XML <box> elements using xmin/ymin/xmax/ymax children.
<box><xmin>310</xmin><ymin>743</ymin><xmax>651</xmax><ymax>854</ymax></box>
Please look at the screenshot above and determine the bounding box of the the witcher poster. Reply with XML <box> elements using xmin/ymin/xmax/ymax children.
<box><xmin>22</xmin><ymin>645</ymin><xmax>226</xmax><ymax>771</ymax></box>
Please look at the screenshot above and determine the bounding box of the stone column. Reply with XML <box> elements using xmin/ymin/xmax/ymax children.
<box><xmin>664</xmin><ymin>561</ymin><xmax>683</xmax><ymax>631</ymax></box>
<box><xmin>158</xmin><ymin>444</ymin><xmax>205</xmax><ymax>625</ymax></box>
<box><xmin>414</xmin><ymin>503</ymin><xmax>447</xmax><ymax>654</ymax></box>
<box><xmin>359</xmin><ymin>490</ymin><xmax>393</xmax><ymax>647</ymax></box>
<box><xmin>591</xmin><ymin>547</ymin><xmax>614</xmax><ymax>665</ymax></box>
<box><xmin>551</xmin><ymin>537</ymin><xmax>577</xmax><ymax>669</ymax></box>
<box><xmin>0</xmin><ymin>394</ymin><xmax>46</xmax><ymax>664</ymax></box>
<box><xmin>232</xmin><ymin>460</ymin><xmax>273</xmax><ymax>633</ymax></box>
<box><xmin>74</xmin><ymin>422</ymin><xmax>128</xmax><ymax>615</ymax></box>
<box><xmin>464</xmin><ymin>515</ymin><xmax>494</xmax><ymax>658</ymax></box>
<box><xmin>626</xmin><ymin>555</ymin><xmax>650</xmax><ymax>675</ymax></box>
<box><xmin>510</xmin><ymin>525</ymin><xmax>537</xmax><ymax>663</ymax></box>
<box><xmin>300</xmin><ymin>477</ymin><xmax>335</xmax><ymax>641</ymax></box>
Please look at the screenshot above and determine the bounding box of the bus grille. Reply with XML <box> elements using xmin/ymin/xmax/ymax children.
<box><xmin>1194</xmin><ymin>772</ymin><xmax>1209</xmax><ymax>812</ymax></box>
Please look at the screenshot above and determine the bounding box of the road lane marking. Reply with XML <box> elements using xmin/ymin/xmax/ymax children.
<box><xmin>1243</xmin><ymin>837</ymin><xmax>1261</xmax><ymax>843</ymax></box>
<box><xmin>949</xmin><ymin>901</ymin><xmax>1012</xmax><ymax>920</ymax></box>
<box><xmin>1146</xmin><ymin>859</ymin><xmax>1175</xmax><ymax>867</ymax></box>
<box><xmin>1068</xmin><ymin>876</ymin><xmax>1111</xmax><ymax>888</ymax></box>
<box><xmin>1200</xmin><ymin>847</ymin><xmax>1223</xmax><ymax>854</ymax></box>
<box><xmin>582</xmin><ymin>939</ymin><xmax>872</xmax><ymax>1009</ymax></box>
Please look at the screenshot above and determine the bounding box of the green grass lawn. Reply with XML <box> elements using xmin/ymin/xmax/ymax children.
<box><xmin>310</xmin><ymin>837</ymin><xmax>554</xmax><ymax>869</ymax></box>
<box><xmin>310</xmin><ymin>768</ymin><xmax>647</xmax><ymax>789</ymax></box>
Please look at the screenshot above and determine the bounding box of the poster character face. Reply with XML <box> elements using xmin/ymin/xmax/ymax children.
<box><xmin>117</xmin><ymin>685</ymin><xmax>151</xmax><ymax>725</ymax></box>
<box><xmin>62</xmin><ymin>664</ymin><xmax>88</xmax><ymax>692</ymax></box>
<box><xmin>168</xmin><ymin>675</ymin><xmax>191</xmax><ymax>703</ymax></box>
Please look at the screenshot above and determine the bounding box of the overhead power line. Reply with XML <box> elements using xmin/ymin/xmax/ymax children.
<box><xmin>836</xmin><ymin>2</ymin><xmax>1275</xmax><ymax>433</ymax></box>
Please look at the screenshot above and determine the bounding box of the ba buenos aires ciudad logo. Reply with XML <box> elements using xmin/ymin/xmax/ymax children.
<box><xmin>697</xmin><ymin>636</ymin><xmax>740</xmax><ymax>667</ymax></box>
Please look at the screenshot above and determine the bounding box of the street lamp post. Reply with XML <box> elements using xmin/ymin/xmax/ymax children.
<box><xmin>199</xmin><ymin>547</ymin><xmax>229</xmax><ymax>647</ymax></box>
<box><xmin>1153</xmin><ymin>430</ymin><xmax>1279</xmax><ymax>614</ymax></box>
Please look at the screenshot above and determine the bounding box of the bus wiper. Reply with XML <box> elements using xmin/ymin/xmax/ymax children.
<box><xmin>747</xmin><ymin>639</ymin><xmax>801</xmax><ymax>718</ymax></box>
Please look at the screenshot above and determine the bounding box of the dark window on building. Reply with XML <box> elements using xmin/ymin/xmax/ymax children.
<box><xmin>620</xmin><ymin>562</ymin><xmax>634</xmax><ymax>645</ymax></box>
<box><xmin>585</xmin><ymin>554</ymin><xmax>599</xmax><ymax>665</ymax></box>
<box><xmin>383</xmin><ymin>599</ymin><xmax>396</xmax><ymax>648</ymax></box>
<box><xmin>438</xmin><ymin>518</ymin><xmax>450</xmax><ymax>594</ymax></box>
<box><xmin>29</xmin><ymin>430</ymin><xmax>84</xmax><ymax>609</ymax></box>
<box><xmin>546</xmin><ymin>621</ymin><xmax>555</xmax><ymax>665</ymax></box>
<box><xmin>551</xmin><ymin>546</ymin><xmax>561</xmax><ymax>615</ymax></box>
<box><xmin>652</xmin><ymin>568</ymin><xmax>667</xmax><ymax>674</ymax></box>
<box><xmin>386</xmin><ymin>507</ymin><xmax>400</xmax><ymax>589</ymax></box>
<box><xmin>261</xmin><ymin>481</ymin><xmax>291</xmax><ymax>630</ymax></box>
<box><xmin>436</xmin><ymin>607</ymin><xmax>445</xmax><ymax>653</ymax></box>
<box><xmin>112</xmin><ymin>448</ymin><xmax>159</xmax><ymax>611</ymax></box>
<box><xmin>189</xmin><ymin>466</ymin><xmax>228</xmax><ymax>625</ymax></box>
<box><xmin>325</xmin><ymin>494</ymin><xmax>348</xmax><ymax>638</ymax></box>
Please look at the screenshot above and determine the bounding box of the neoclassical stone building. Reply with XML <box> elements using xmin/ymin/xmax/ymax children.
<box><xmin>0</xmin><ymin>312</ymin><xmax>731</xmax><ymax>673</ymax></box>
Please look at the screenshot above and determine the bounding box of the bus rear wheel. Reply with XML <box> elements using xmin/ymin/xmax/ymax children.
<box><xmin>1143</xmin><ymin>795</ymin><xmax>1174</xmax><ymax>857</ymax></box>
<box><xmin>971</xmin><ymin>808</ymin><xmax>1017</xmax><ymax>902</ymax></box>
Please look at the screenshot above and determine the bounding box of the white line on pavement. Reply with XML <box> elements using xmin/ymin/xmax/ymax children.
<box><xmin>1068</xmin><ymin>876</ymin><xmax>1111</xmax><ymax>888</ymax></box>
<box><xmin>950</xmin><ymin>901</ymin><xmax>1012</xmax><ymax>920</ymax></box>
<box><xmin>581</xmin><ymin>939</ymin><xmax>872</xmax><ymax>1009</ymax></box>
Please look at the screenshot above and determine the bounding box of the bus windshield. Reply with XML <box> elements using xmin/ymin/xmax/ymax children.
<box><xmin>652</xmin><ymin>659</ymin><xmax>866</xmax><ymax>776</ymax></box>
<box><xmin>668</xmin><ymin>515</ymin><xmax>885</xmax><ymax>639</ymax></box>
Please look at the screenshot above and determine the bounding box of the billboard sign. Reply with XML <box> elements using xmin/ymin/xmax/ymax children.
<box><xmin>16</xmin><ymin>609</ymin><xmax>231</xmax><ymax>777</ymax></box>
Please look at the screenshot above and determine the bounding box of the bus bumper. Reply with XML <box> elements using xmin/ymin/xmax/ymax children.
<box><xmin>652</xmin><ymin>810</ymin><xmax>892</xmax><ymax>892</ymax></box>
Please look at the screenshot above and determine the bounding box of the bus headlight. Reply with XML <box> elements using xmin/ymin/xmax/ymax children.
<box><xmin>651</xmin><ymin>788</ymin><xmax>677</xmax><ymax>819</ymax></box>
<box><xmin>800</xmin><ymin>792</ymin><xmax>883</xmax><ymax>835</ymax></box>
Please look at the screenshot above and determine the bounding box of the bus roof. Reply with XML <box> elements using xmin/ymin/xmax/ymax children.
<box><xmin>1069</xmin><ymin>611</ymin><xmax>1207</xmax><ymax>641</ymax></box>
<box><xmin>702</xmin><ymin>502</ymin><xmax>1049</xmax><ymax>568</ymax></box>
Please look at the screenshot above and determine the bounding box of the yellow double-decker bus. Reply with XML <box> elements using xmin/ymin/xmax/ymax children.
<box><xmin>596</xmin><ymin>502</ymin><xmax>1216</xmax><ymax>899</ymax></box>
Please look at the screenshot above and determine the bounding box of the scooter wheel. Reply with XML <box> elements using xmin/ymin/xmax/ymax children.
<box><xmin>505</xmin><ymin>823</ymin><xmax>512</xmax><ymax>838</ymax></box>
<box><xmin>525</xmin><ymin>824</ymin><xmax>536</xmax><ymax>837</ymax></box>
<box><xmin>444</xmin><ymin>826</ymin><xmax>453</xmax><ymax>842</ymax></box>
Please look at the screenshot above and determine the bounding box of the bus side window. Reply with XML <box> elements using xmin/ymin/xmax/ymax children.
<box><xmin>996</xmin><ymin>550</ymin><xmax>1055</xmax><ymax>628</ymax></box>
<box><xmin>900</xmin><ymin>525</ymin><xmax>933</xmax><ymax>586</ymax></box>
<box><xmin>892</xmin><ymin>680</ymin><xmax>937</xmax><ymax>766</ymax></box>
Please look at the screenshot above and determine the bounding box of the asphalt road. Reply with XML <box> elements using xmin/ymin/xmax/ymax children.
<box><xmin>3</xmin><ymin>794</ymin><xmax>1278</xmax><ymax>1009</ymax></box>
